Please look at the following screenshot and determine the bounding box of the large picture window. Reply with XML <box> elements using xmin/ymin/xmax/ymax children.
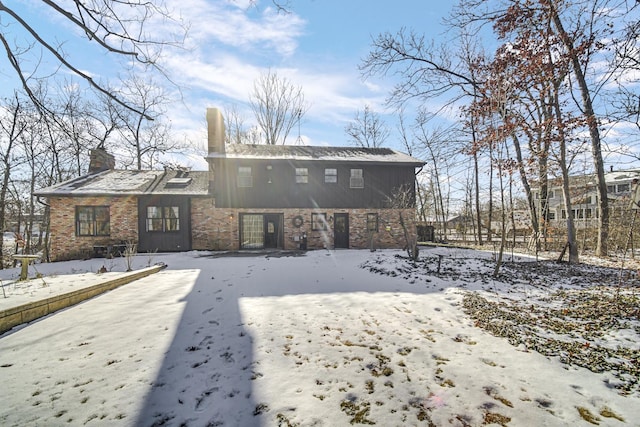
<box><xmin>76</xmin><ymin>206</ymin><xmax>110</xmax><ymax>236</ymax></box>
<box><xmin>241</xmin><ymin>214</ymin><xmax>264</xmax><ymax>249</ymax></box>
<box><xmin>146</xmin><ymin>206</ymin><xmax>180</xmax><ymax>232</ymax></box>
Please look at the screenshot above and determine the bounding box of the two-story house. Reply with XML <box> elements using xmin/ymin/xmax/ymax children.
<box><xmin>532</xmin><ymin>168</ymin><xmax>640</xmax><ymax>227</ymax></box>
<box><xmin>36</xmin><ymin>108</ymin><xmax>424</xmax><ymax>261</ymax></box>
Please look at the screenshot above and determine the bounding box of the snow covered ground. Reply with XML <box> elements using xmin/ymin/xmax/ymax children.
<box><xmin>0</xmin><ymin>247</ymin><xmax>638</xmax><ymax>426</ymax></box>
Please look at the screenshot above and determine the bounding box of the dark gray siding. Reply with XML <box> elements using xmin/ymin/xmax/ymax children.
<box><xmin>212</xmin><ymin>159</ymin><xmax>416</xmax><ymax>209</ymax></box>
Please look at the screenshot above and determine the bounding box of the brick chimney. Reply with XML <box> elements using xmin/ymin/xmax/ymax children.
<box><xmin>206</xmin><ymin>108</ymin><xmax>226</xmax><ymax>154</ymax></box>
<box><xmin>206</xmin><ymin>108</ymin><xmax>225</xmax><ymax>195</ymax></box>
<box><xmin>88</xmin><ymin>147</ymin><xmax>115</xmax><ymax>173</ymax></box>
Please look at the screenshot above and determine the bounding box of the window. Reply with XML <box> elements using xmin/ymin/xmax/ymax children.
<box><xmin>607</xmin><ymin>185</ymin><xmax>615</xmax><ymax>193</ymax></box>
<box><xmin>546</xmin><ymin>211</ymin><xmax>556</xmax><ymax>220</ymax></box>
<box><xmin>146</xmin><ymin>206</ymin><xmax>180</xmax><ymax>232</ymax></box>
<box><xmin>570</xmin><ymin>208</ymin><xmax>586</xmax><ymax>219</ymax></box>
<box><xmin>367</xmin><ymin>213</ymin><xmax>378</xmax><ymax>232</ymax></box>
<box><xmin>312</xmin><ymin>213</ymin><xmax>328</xmax><ymax>231</ymax></box>
<box><xmin>237</xmin><ymin>166</ymin><xmax>253</xmax><ymax>187</ymax></box>
<box><xmin>585</xmin><ymin>208</ymin><xmax>593</xmax><ymax>218</ymax></box>
<box><xmin>295</xmin><ymin>167</ymin><xmax>309</xmax><ymax>184</ymax></box>
<box><xmin>547</xmin><ymin>190</ymin><xmax>555</xmax><ymax>199</ymax></box>
<box><xmin>350</xmin><ymin>169</ymin><xmax>364</xmax><ymax>188</ymax></box>
<box><xmin>324</xmin><ymin>168</ymin><xmax>337</xmax><ymax>183</ymax></box>
<box><xmin>561</xmin><ymin>209</ymin><xmax>567</xmax><ymax>219</ymax></box>
<box><xmin>76</xmin><ymin>206</ymin><xmax>110</xmax><ymax>236</ymax></box>
<box><xmin>618</xmin><ymin>183</ymin><xmax>630</xmax><ymax>193</ymax></box>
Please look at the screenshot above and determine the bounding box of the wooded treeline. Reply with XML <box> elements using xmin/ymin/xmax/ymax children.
<box><xmin>0</xmin><ymin>78</ymin><xmax>190</xmax><ymax>267</ymax></box>
<box><xmin>361</xmin><ymin>0</ymin><xmax>639</xmax><ymax>262</ymax></box>
<box><xmin>1</xmin><ymin>0</ymin><xmax>639</xmax><ymax>268</ymax></box>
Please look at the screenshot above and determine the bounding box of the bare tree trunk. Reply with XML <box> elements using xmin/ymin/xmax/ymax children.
<box><xmin>547</xmin><ymin>2</ymin><xmax>608</xmax><ymax>256</ymax></box>
<box><xmin>493</xmin><ymin>146</ymin><xmax>507</xmax><ymax>277</ymax></box>
<box><xmin>551</xmin><ymin>78</ymin><xmax>579</xmax><ymax>263</ymax></box>
<box><xmin>473</xmin><ymin>150</ymin><xmax>483</xmax><ymax>245</ymax></box>
<box><xmin>487</xmin><ymin>145</ymin><xmax>494</xmax><ymax>243</ymax></box>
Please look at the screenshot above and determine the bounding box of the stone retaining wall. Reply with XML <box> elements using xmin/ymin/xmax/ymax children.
<box><xmin>0</xmin><ymin>264</ymin><xmax>166</xmax><ymax>335</ymax></box>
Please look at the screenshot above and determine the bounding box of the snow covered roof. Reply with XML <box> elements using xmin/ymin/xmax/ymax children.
<box><xmin>35</xmin><ymin>169</ymin><xmax>209</xmax><ymax>197</ymax></box>
<box><xmin>207</xmin><ymin>144</ymin><xmax>425</xmax><ymax>166</ymax></box>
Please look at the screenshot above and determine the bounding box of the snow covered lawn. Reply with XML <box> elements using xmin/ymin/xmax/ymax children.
<box><xmin>0</xmin><ymin>247</ymin><xmax>638</xmax><ymax>426</ymax></box>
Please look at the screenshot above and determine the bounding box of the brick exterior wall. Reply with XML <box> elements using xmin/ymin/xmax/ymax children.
<box><xmin>189</xmin><ymin>201</ymin><xmax>417</xmax><ymax>251</ymax></box>
<box><xmin>49</xmin><ymin>196</ymin><xmax>138</xmax><ymax>261</ymax></box>
<box><xmin>191</xmin><ymin>198</ymin><xmax>239</xmax><ymax>251</ymax></box>
<box><xmin>49</xmin><ymin>196</ymin><xmax>416</xmax><ymax>260</ymax></box>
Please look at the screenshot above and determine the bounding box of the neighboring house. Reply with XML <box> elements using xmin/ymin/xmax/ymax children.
<box><xmin>532</xmin><ymin>168</ymin><xmax>640</xmax><ymax>228</ymax></box>
<box><xmin>36</xmin><ymin>108</ymin><xmax>424</xmax><ymax>261</ymax></box>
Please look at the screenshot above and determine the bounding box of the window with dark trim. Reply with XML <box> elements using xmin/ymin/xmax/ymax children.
<box><xmin>311</xmin><ymin>212</ymin><xmax>327</xmax><ymax>231</ymax></box>
<box><xmin>237</xmin><ymin>166</ymin><xmax>253</xmax><ymax>187</ymax></box>
<box><xmin>146</xmin><ymin>206</ymin><xmax>180</xmax><ymax>232</ymax></box>
<box><xmin>324</xmin><ymin>168</ymin><xmax>337</xmax><ymax>183</ymax></box>
<box><xmin>76</xmin><ymin>206</ymin><xmax>110</xmax><ymax>236</ymax></box>
<box><xmin>350</xmin><ymin>168</ymin><xmax>364</xmax><ymax>188</ymax></box>
<box><xmin>367</xmin><ymin>213</ymin><xmax>378</xmax><ymax>232</ymax></box>
<box><xmin>295</xmin><ymin>167</ymin><xmax>309</xmax><ymax>184</ymax></box>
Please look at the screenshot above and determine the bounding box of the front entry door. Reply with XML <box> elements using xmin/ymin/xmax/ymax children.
<box><xmin>264</xmin><ymin>214</ymin><xmax>283</xmax><ymax>249</ymax></box>
<box><xmin>334</xmin><ymin>213</ymin><xmax>349</xmax><ymax>249</ymax></box>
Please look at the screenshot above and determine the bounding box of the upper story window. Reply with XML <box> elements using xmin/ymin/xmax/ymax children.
<box><xmin>324</xmin><ymin>168</ymin><xmax>337</xmax><ymax>183</ymax></box>
<box><xmin>237</xmin><ymin>166</ymin><xmax>252</xmax><ymax>187</ymax></box>
<box><xmin>607</xmin><ymin>183</ymin><xmax>630</xmax><ymax>193</ymax></box>
<box><xmin>295</xmin><ymin>167</ymin><xmax>309</xmax><ymax>184</ymax></box>
<box><xmin>350</xmin><ymin>168</ymin><xmax>364</xmax><ymax>189</ymax></box>
<box><xmin>618</xmin><ymin>183</ymin><xmax>630</xmax><ymax>193</ymax></box>
<box><xmin>147</xmin><ymin>206</ymin><xmax>180</xmax><ymax>232</ymax></box>
<box><xmin>76</xmin><ymin>206</ymin><xmax>110</xmax><ymax>236</ymax></box>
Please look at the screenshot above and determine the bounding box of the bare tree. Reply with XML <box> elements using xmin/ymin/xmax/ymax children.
<box><xmin>249</xmin><ymin>70</ymin><xmax>308</xmax><ymax>145</ymax></box>
<box><xmin>414</xmin><ymin>113</ymin><xmax>459</xmax><ymax>240</ymax></box>
<box><xmin>115</xmin><ymin>75</ymin><xmax>174</xmax><ymax>170</ymax></box>
<box><xmin>543</xmin><ymin>0</ymin><xmax>610</xmax><ymax>256</ymax></box>
<box><xmin>0</xmin><ymin>1</ymin><xmax>185</xmax><ymax>120</ymax></box>
<box><xmin>345</xmin><ymin>104</ymin><xmax>390</xmax><ymax>148</ymax></box>
<box><xmin>52</xmin><ymin>81</ymin><xmax>95</xmax><ymax>176</ymax></box>
<box><xmin>224</xmin><ymin>104</ymin><xmax>254</xmax><ymax>144</ymax></box>
<box><xmin>387</xmin><ymin>184</ymin><xmax>420</xmax><ymax>261</ymax></box>
<box><xmin>362</xmin><ymin>29</ymin><xmax>490</xmax><ymax>246</ymax></box>
<box><xmin>0</xmin><ymin>92</ymin><xmax>28</xmax><ymax>267</ymax></box>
